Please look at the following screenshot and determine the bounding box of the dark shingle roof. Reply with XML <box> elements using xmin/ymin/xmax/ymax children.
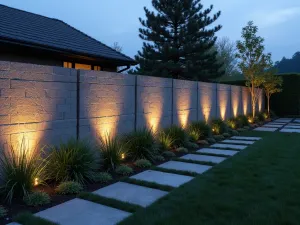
<box><xmin>0</xmin><ymin>4</ymin><xmax>136</xmax><ymax>65</ymax></box>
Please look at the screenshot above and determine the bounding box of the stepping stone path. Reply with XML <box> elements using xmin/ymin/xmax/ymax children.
<box><xmin>262</xmin><ymin>124</ymin><xmax>283</xmax><ymax>128</ymax></box>
<box><xmin>130</xmin><ymin>170</ymin><xmax>193</xmax><ymax>188</ymax></box>
<box><xmin>221</xmin><ymin>139</ymin><xmax>255</xmax><ymax>145</ymax></box>
<box><xmin>254</xmin><ymin>127</ymin><xmax>278</xmax><ymax>132</ymax></box>
<box><xmin>210</xmin><ymin>143</ymin><xmax>247</xmax><ymax>150</ymax></box>
<box><xmin>180</xmin><ymin>154</ymin><xmax>226</xmax><ymax>163</ymax></box>
<box><xmin>280</xmin><ymin>129</ymin><xmax>300</xmax><ymax>133</ymax></box>
<box><xmin>11</xmin><ymin>135</ymin><xmax>261</xmax><ymax>225</ymax></box>
<box><xmin>197</xmin><ymin>148</ymin><xmax>238</xmax><ymax>156</ymax></box>
<box><xmin>35</xmin><ymin>198</ymin><xmax>131</xmax><ymax>225</ymax></box>
<box><xmin>94</xmin><ymin>182</ymin><xmax>168</xmax><ymax>207</ymax></box>
<box><xmin>284</xmin><ymin>126</ymin><xmax>300</xmax><ymax>129</ymax></box>
<box><xmin>158</xmin><ymin>161</ymin><xmax>212</xmax><ymax>174</ymax></box>
<box><xmin>294</xmin><ymin>119</ymin><xmax>300</xmax><ymax>123</ymax></box>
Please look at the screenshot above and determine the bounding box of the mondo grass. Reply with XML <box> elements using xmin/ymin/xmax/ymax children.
<box><xmin>151</xmin><ymin>167</ymin><xmax>198</xmax><ymax>177</ymax></box>
<box><xmin>122</xmin><ymin>177</ymin><xmax>174</xmax><ymax>192</ymax></box>
<box><xmin>78</xmin><ymin>192</ymin><xmax>142</xmax><ymax>213</ymax></box>
<box><xmin>14</xmin><ymin>212</ymin><xmax>58</xmax><ymax>225</ymax></box>
<box><xmin>172</xmin><ymin>158</ymin><xmax>215</xmax><ymax>166</ymax></box>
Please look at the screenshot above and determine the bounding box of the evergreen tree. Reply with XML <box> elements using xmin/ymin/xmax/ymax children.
<box><xmin>131</xmin><ymin>0</ymin><xmax>223</xmax><ymax>81</ymax></box>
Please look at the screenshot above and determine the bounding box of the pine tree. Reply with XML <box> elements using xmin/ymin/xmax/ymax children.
<box><xmin>131</xmin><ymin>0</ymin><xmax>223</xmax><ymax>80</ymax></box>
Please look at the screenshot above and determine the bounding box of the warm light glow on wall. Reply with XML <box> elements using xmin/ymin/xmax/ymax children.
<box><xmin>178</xmin><ymin>111</ymin><xmax>190</xmax><ymax>128</ymax></box>
<box><xmin>258</xmin><ymin>89</ymin><xmax>263</xmax><ymax>112</ymax></box>
<box><xmin>148</xmin><ymin>116</ymin><xmax>161</xmax><ymax>133</ymax></box>
<box><xmin>219</xmin><ymin>99</ymin><xmax>227</xmax><ymax>121</ymax></box>
<box><xmin>175</xmin><ymin>87</ymin><xmax>192</xmax><ymax>128</ymax></box>
<box><xmin>200</xmin><ymin>95</ymin><xmax>212</xmax><ymax>123</ymax></box>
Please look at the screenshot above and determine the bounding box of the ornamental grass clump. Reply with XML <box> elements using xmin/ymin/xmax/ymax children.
<box><xmin>162</xmin><ymin>126</ymin><xmax>188</xmax><ymax>148</ymax></box>
<box><xmin>0</xmin><ymin>140</ymin><xmax>48</xmax><ymax>204</ymax></box>
<box><xmin>226</xmin><ymin>119</ymin><xmax>238</xmax><ymax>129</ymax></box>
<box><xmin>156</xmin><ymin>130</ymin><xmax>175</xmax><ymax>152</ymax></box>
<box><xmin>123</xmin><ymin>128</ymin><xmax>157</xmax><ymax>162</ymax></box>
<box><xmin>187</xmin><ymin>121</ymin><xmax>211</xmax><ymax>141</ymax></box>
<box><xmin>98</xmin><ymin>135</ymin><xmax>126</xmax><ymax>170</ymax></box>
<box><xmin>23</xmin><ymin>191</ymin><xmax>51</xmax><ymax>206</ymax></box>
<box><xmin>46</xmin><ymin>139</ymin><xmax>99</xmax><ymax>184</ymax></box>
<box><xmin>55</xmin><ymin>181</ymin><xmax>83</xmax><ymax>195</ymax></box>
<box><xmin>0</xmin><ymin>205</ymin><xmax>7</xmax><ymax>218</ymax></box>
<box><xmin>237</xmin><ymin>115</ymin><xmax>250</xmax><ymax>126</ymax></box>
<box><xmin>211</xmin><ymin>119</ymin><xmax>228</xmax><ymax>135</ymax></box>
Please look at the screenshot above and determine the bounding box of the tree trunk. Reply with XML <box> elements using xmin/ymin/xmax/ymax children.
<box><xmin>251</xmin><ymin>83</ymin><xmax>255</xmax><ymax>118</ymax></box>
<box><xmin>267</xmin><ymin>95</ymin><xmax>270</xmax><ymax>117</ymax></box>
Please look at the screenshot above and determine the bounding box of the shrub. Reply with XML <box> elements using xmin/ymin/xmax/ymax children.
<box><xmin>93</xmin><ymin>172</ymin><xmax>113</xmax><ymax>183</ymax></box>
<box><xmin>243</xmin><ymin>126</ymin><xmax>250</xmax><ymax>130</ymax></box>
<box><xmin>115</xmin><ymin>165</ymin><xmax>133</xmax><ymax>176</ymax></box>
<box><xmin>0</xmin><ymin>205</ymin><xmax>7</xmax><ymax>218</ymax></box>
<box><xmin>98</xmin><ymin>135</ymin><xmax>125</xmax><ymax>170</ymax></box>
<box><xmin>134</xmin><ymin>159</ymin><xmax>152</xmax><ymax>168</ymax></box>
<box><xmin>237</xmin><ymin>128</ymin><xmax>246</xmax><ymax>132</ymax></box>
<box><xmin>23</xmin><ymin>191</ymin><xmax>50</xmax><ymax>206</ymax></box>
<box><xmin>123</xmin><ymin>128</ymin><xmax>157</xmax><ymax>162</ymax></box>
<box><xmin>263</xmin><ymin>112</ymin><xmax>269</xmax><ymax>119</ymax></box>
<box><xmin>269</xmin><ymin>110</ymin><xmax>277</xmax><ymax>118</ymax></box>
<box><xmin>156</xmin><ymin>130</ymin><xmax>175</xmax><ymax>152</ymax></box>
<box><xmin>189</xmin><ymin>121</ymin><xmax>211</xmax><ymax>139</ymax></box>
<box><xmin>223</xmin><ymin>133</ymin><xmax>231</xmax><ymax>138</ymax></box>
<box><xmin>46</xmin><ymin>139</ymin><xmax>98</xmax><ymax>184</ymax></box>
<box><xmin>56</xmin><ymin>181</ymin><xmax>83</xmax><ymax>195</ymax></box>
<box><xmin>213</xmin><ymin>135</ymin><xmax>225</xmax><ymax>142</ymax></box>
<box><xmin>257</xmin><ymin>112</ymin><xmax>265</xmax><ymax>122</ymax></box>
<box><xmin>206</xmin><ymin>137</ymin><xmax>216</xmax><ymax>144</ymax></box>
<box><xmin>153</xmin><ymin>155</ymin><xmax>165</xmax><ymax>162</ymax></box>
<box><xmin>162</xmin><ymin>151</ymin><xmax>176</xmax><ymax>158</ymax></box>
<box><xmin>175</xmin><ymin>147</ymin><xmax>188</xmax><ymax>153</ymax></box>
<box><xmin>237</xmin><ymin>115</ymin><xmax>250</xmax><ymax>126</ymax></box>
<box><xmin>229</xmin><ymin>129</ymin><xmax>239</xmax><ymax>136</ymax></box>
<box><xmin>226</xmin><ymin>119</ymin><xmax>237</xmax><ymax>129</ymax></box>
<box><xmin>184</xmin><ymin>142</ymin><xmax>199</xmax><ymax>149</ymax></box>
<box><xmin>211</xmin><ymin>119</ymin><xmax>228</xmax><ymax>134</ymax></box>
<box><xmin>162</xmin><ymin>126</ymin><xmax>188</xmax><ymax>148</ymax></box>
<box><xmin>0</xmin><ymin>140</ymin><xmax>47</xmax><ymax>203</ymax></box>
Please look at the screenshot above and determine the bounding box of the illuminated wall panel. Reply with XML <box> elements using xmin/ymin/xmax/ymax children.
<box><xmin>241</xmin><ymin>86</ymin><xmax>251</xmax><ymax>115</ymax></box>
<box><xmin>79</xmin><ymin>70</ymin><xmax>135</xmax><ymax>142</ymax></box>
<box><xmin>173</xmin><ymin>79</ymin><xmax>198</xmax><ymax>127</ymax></box>
<box><xmin>217</xmin><ymin>84</ymin><xmax>231</xmax><ymax>120</ymax></box>
<box><xmin>198</xmin><ymin>82</ymin><xmax>217</xmax><ymax>122</ymax></box>
<box><xmin>136</xmin><ymin>75</ymin><xmax>172</xmax><ymax>132</ymax></box>
<box><xmin>230</xmin><ymin>85</ymin><xmax>242</xmax><ymax>117</ymax></box>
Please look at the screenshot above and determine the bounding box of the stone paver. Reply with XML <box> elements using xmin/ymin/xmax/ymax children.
<box><xmin>287</xmin><ymin>123</ymin><xmax>300</xmax><ymax>126</ymax></box>
<box><xmin>35</xmin><ymin>198</ymin><xmax>131</xmax><ymax>225</ymax></box>
<box><xmin>263</xmin><ymin>124</ymin><xmax>283</xmax><ymax>128</ymax></box>
<box><xmin>210</xmin><ymin>143</ymin><xmax>247</xmax><ymax>150</ymax></box>
<box><xmin>275</xmin><ymin>118</ymin><xmax>292</xmax><ymax>122</ymax></box>
<box><xmin>197</xmin><ymin>148</ymin><xmax>239</xmax><ymax>156</ymax></box>
<box><xmin>294</xmin><ymin>119</ymin><xmax>300</xmax><ymax>123</ymax></box>
<box><xmin>222</xmin><ymin>139</ymin><xmax>254</xmax><ymax>145</ymax></box>
<box><xmin>254</xmin><ymin>127</ymin><xmax>277</xmax><ymax>132</ymax></box>
<box><xmin>180</xmin><ymin>154</ymin><xmax>226</xmax><ymax>163</ymax></box>
<box><xmin>130</xmin><ymin>170</ymin><xmax>193</xmax><ymax>188</ymax></box>
<box><xmin>284</xmin><ymin>126</ymin><xmax>300</xmax><ymax>129</ymax></box>
<box><xmin>93</xmin><ymin>182</ymin><xmax>167</xmax><ymax>207</ymax></box>
<box><xmin>158</xmin><ymin>161</ymin><xmax>212</xmax><ymax>174</ymax></box>
<box><xmin>231</xmin><ymin>136</ymin><xmax>261</xmax><ymax>141</ymax></box>
<box><xmin>6</xmin><ymin>223</ymin><xmax>21</xmax><ymax>225</ymax></box>
<box><xmin>280</xmin><ymin>129</ymin><xmax>300</xmax><ymax>133</ymax></box>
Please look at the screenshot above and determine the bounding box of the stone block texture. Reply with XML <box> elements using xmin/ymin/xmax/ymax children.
<box><xmin>173</xmin><ymin>79</ymin><xmax>198</xmax><ymax>127</ymax></box>
<box><xmin>198</xmin><ymin>82</ymin><xmax>217</xmax><ymax>122</ymax></box>
<box><xmin>136</xmin><ymin>75</ymin><xmax>172</xmax><ymax>131</ymax></box>
<box><xmin>79</xmin><ymin>70</ymin><xmax>135</xmax><ymax>143</ymax></box>
<box><xmin>231</xmin><ymin>85</ymin><xmax>242</xmax><ymax>117</ymax></box>
<box><xmin>0</xmin><ymin>61</ymin><xmax>77</xmax><ymax>149</ymax></box>
<box><xmin>241</xmin><ymin>86</ymin><xmax>251</xmax><ymax>115</ymax></box>
<box><xmin>217</xmin><ymin>84</ymin><xmax>231</xmax><ymax>120</ymax></box>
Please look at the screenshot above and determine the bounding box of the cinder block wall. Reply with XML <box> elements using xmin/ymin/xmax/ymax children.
<box><xmin>0</xmin><ymin>61</ymin><xmax>77</xmax><ymax>149</ymax></box>
<box><xmin>173</xmin><ymin>79</ymin><xmax>198</xmax><ymax>127</ymax></box>
<box><xmin>0</xmin><ymin>61</ymin><xmax>265</xmax><ymax>147</ymax></box>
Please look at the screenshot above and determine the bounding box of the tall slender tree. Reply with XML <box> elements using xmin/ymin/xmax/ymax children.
<box><xmin>131</xmin><ymin>0</ymin><xmax>223</xmax><ymax>81</ymax></box>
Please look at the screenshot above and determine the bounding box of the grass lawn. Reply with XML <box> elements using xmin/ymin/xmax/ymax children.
<box><xmin>119</xmin><ymin>131</ymin><xmax>300</xmax><ymax>225</ymax></box>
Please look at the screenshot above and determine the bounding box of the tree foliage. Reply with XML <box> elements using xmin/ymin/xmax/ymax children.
<box><xmin>131</xmin><ymin>0</ymin><xmax>224</xmax><ymax>81</ymax></box>
<box><xmin>236</xmin><ymin>21</ymin><xmax>272</xmax><ymax>117</ymax></box>
<box><xmin>275</xmin><ymin>52</ymin><xmax>300</xmax><ymax>73</ymax></box>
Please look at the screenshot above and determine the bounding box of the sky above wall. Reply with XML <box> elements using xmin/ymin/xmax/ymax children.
<box><xmin>1</xmin><ymin>0</ymin><xmax>299</xmax><ymax>62</ymax></box>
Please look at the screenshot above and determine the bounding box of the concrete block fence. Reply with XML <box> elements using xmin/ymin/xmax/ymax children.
<box><xmin>0</xmin><ymin>61</ymin><xmax>265</xmax><ymax>148</ymax></box>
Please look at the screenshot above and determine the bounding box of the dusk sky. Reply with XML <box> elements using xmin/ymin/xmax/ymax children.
<box><xmin>1</xmin><ymin>0</ymin><xmax>299</xmax><ymax>62</ymax></box>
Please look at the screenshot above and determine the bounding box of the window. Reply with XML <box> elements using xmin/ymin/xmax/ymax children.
<box><xmin>63</xmin><ymin>62</ymin><xmax>72</xmax><ymax>68</ymax></box>
<box><xmin>75</xmin><ymin>63</ymin><xmax>91</xmax><ymax>70</ymax></box>
<box><xmin>94</xmin><ymin>66</ymin><xmax>101</xmax><ymax>71</ymax></box>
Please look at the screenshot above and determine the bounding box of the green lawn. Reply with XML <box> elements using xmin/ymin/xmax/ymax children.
<box><xmin>119</xmin><ymin>131</ymin><xmax>300</xmax><ymax>225</ymax></box>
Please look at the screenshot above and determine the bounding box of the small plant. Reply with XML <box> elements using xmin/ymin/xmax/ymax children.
<box><xmin>23</xmin><ymin>191</ymin><xmax>50</xmax><ymax>206</ymax></box>
<box><xmin>229</xmin><ymin>129</ymin><xmax>239</xmax><ymax>136</ymax></box>
<box><xmin>98</xmin><ymin>135</ymin><xmax>125</xmax><ymax>170</ymax></box>
<box><xmin>134</xmin><ymin>159</ymin><xmax>152</xmax><ymax>168</ymax></box>
<box><xmin>237</xmin><ymin>128</ymin><xmax>246</xmax><ymax>132</ymax></box>
<box><xmin>257</xmin><ymin>112</ymin><xmax>265</xmax><ymax>122</ymax></box>
<box><xmin>184</xmin><ymin>141</ymin><xmax>199</xmax><ymax>149</ymax></box>
<box><xmin>243</xmin><ymin>126</ymin><xmax>250</xmax><ymax>130</ymax></box>
<box><xmin>226</xmin><ymin>119</ymin><xmax>237</xmax><ymax>129</ymax></box>
<box><xmin>156</xmin><ymin>130</ymin><xmax>175</xmax><ymax>152</ymax></box>
<box><xmin>175</xmin><ymin>147</ymin><xmax>188</xmax><ymax>153</ymax></box>
<box><xmin>123</xmin><ymin>128</ymin><xmax>157</xmax><ymax>162</ymax></box>
<box><xmin>46</xmin><ymin>139</ymin><xmax>99</xmax><ymax>184</ymax></box>
<box><xmin>247</xmin><ymin>115</ymin><xmax>254</xmax><ymax>124</ymax></box>
<box><xmin>93</xmin><ymin>172</ymin><xmax>113</xmax><ymax>183</ymax></box>
<box><xmin>211</xmin><ymin>119</ymin><xmax>228</xmax><ymax>134</ymax></box>
<box><xmin>263</xmin><ymin>112</ymin><xmax>269</xmax><ymax>119</ymax></box>
<box><xmin>187</xmin><ymin>122</ymin><xmax>210</xmax><ymax>141</ymax></box>
<box><xmin>115</xmin><ymin>165</ymin><xmax>133</xmax><ymax>175</ymax></box>
<box><xmin>0</xmin><ymin>139</ymin><xmax>48</xmax><ymax>203</ymax></box>
<box><xmin>197</xmin><ymin>140</ymin><xmax>209</xmax><ymax>145</ymax></box>
<box><xmin>206</xmin><ymin>137</ymin><xmax>216</xmax><ymax>144</ymax></box>
<box><xmin>56</xmin><ymin>181</ymin><xmax>83</xmax><ymax>195</ymax></box>
<box><xmin>237</xmin><ymin>115</ymin><xmax>250</xmax><ymax>126</ymax></box>
<box><xmin>0</xmin><ymin>205</ymin><xmax>7</xmax><ymax>218</ymax></box>
<box><xmin>162</xmin><ymin>151</ymin><xmax>176</xmax><ymax>158</ymax></box>
<box><xmin>162</xmin><ymin>125</ymin><xmax>189</xmax><ymax>148</ymax></box>
<box><xmin>153</xmin><ymin>155</ymin><xmax>165</xmax><ymax>162</ymax></box>
<box><xmin>213</xmin><ymin>135</ymin><xmax>225</xmax><ymax>142</ymax></box>
<box><xmin>223</xmin><ymin>133</ymin><xmax>231</xmax><ymax>138</ymax></box>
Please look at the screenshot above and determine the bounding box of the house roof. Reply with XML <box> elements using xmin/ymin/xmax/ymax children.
<box><xmin>0</xmin><ymin>4</ymin><xmax>136</xmax><ymax>65</ymax></box>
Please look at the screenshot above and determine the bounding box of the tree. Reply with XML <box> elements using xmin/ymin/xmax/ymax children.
<box><xmin>262</xmin><ymin>70</ymin><xmax>283</xmax><ymax>116</ymax></box>
<box><xmin>236</xmin><ymin>21</ymin><xmax>272</xmax><ymax>117</ymax></box>
<box><xmin>274</xmin><ymin>52</ymin><xmax>300</xmax><ymax>73</ymax></box>
<box><xmin>112</xmin><ymin>42</ymin><xmax>123</xmax><ymax>53</ymax></box>
<box><xmin>132</xmin><ymin>0</ymin><xmax>223</xmax><ymax>81</ymax></box>
<box><xmin>215</xmin><ymin>37</ymin><xmax>240</xmax><ymax>76</ymax></box>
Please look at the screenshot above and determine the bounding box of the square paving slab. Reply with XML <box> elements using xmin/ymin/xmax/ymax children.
<box><xmin>35</xmin><ymin>198</ymin><xmax>131</xmax><ymax>225</ymax></box>
<box><xmin>221</xmin><ymin>139</ymin><xmax>254</xmax><ymax>145</ymax></box>
<box><xmin>197</xmin><ymin>148</ymin><xmax>238</xmax><ymax>156</ymax></box>
<box><xmin>180</xmin><ymin>154</ymin><xmax>226</xmax><ymax>163</ymax></box>
<box><xmin>158</xmin><ymin>161</ymin><xmax>212</xmax><ymax>174</ymax></box>
<box><xmin>280</xmin><ymin>129</ymin><xmax>300</xmax><ymax>133</ymax></box>
<box><xmin>254</xmin><ymin>127</ymin><xmax>277</xmax><ymax>132</ymax></box>
<box><xmin>130</xmin><ymin>170</ymin><xmax>193</xmax><ymax>188</ymax></box>
<box><xmin>287</xmin><ymin>123</ymin><xmax>300</xmax><ymax>126</ymax></box>
<box><xmin>294</xmin><ymin>119</ymin><xmax>300</xmax><ymax>123</ymax></box>
<box><xmin>284</xmin><ymin>126</ymin><xmax>300</xmax><ymax>129</ymax></box>
<box><xmin>93</xmin><ymin>182</ymin><xmax>167</xmax><ymax>207</ymax></box>
<box><xmin>210</xmin><ymin>143</ymin><xmax>247</xmax><ymax>150</ymax></box>
<box><xmin>6</xmin><ymin>223</ymin><xmax>21</xmax><ymax>225</ymax></box>
<box><xmin>263</xmin><ymin>124</ymin><xmax>283</xmax><ymax>128</ymax></box>
<box><xmin>275</xmin><ymin>119</ymin><xmax>292</xmax><ymax>122</ymax></box>
<box><xmin>231</xmin><ymin>136</ymin><xmax>261</xmax><ymax>141</ymax></box>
